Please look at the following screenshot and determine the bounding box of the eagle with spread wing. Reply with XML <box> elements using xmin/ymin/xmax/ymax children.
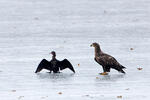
<box><xmin>35</xmin><ymin>51</ymin><xmax>75</xmax><ymax>73</ymax></box>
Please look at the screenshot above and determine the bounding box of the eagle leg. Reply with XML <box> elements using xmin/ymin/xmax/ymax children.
<box><xmin>102</xmin><ymin>65</ymin><xmax>107</xmax><ymax>72</ymax></box>
<box><xmin>100</xmin><ymin>65</ymin><xmax>109</xmax><ymax>75</ymax></box>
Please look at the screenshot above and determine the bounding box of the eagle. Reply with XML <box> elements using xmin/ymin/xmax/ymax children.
<box><xmin>35</xmin><ymin>51</ymin><xmax>75</xmax><ymax>73</ymax></box>
<box><xmin>90</xmin><ymin>43</ymin><xmax>126</xmax><ymax>75</ymax></box>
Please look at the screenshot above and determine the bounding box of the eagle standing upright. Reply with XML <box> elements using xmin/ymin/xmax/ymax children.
<box><xmin>90</xmin><ymin>43</ymin><xmax>126</xmax><ymax>75</ymax></box>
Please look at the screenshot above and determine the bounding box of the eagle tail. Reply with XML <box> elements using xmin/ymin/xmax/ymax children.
<box><xmin>121</xmin><ymin>65</ymin><xmax>126</xmax><ymax>69</ymax></box>
<box><xmin>113</xmin><ymin>65</ymin><xmax>126</xmax><ymax>74</ymax></box>
<box><xmin>119</xmin><ymin>69</ymin><xmax>126</xmax><ymax>74</ymax></box>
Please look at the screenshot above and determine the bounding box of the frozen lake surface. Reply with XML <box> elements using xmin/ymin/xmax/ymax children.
<box><xmin>0</xmin><ymin>0</ymin><xmax>150</xmax><ymax>100</ymax></box>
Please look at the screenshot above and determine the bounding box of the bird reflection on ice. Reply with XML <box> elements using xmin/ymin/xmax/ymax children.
<box><xmin>94</xmin><ymin>74</ymin><xmax>126</xmax><ymax>87</ymax></box>
<box><xmin>96</xmin><ymin>74</ymin><xmax>125</xmax><ymax>82</ymax></box>
<box><xmin>36</xmin><ymin>72</ymin><xmax>75</xmax><ymax>80</ymax></box>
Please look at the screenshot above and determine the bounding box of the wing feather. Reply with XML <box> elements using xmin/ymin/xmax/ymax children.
<box><xmin>35</xmin><ymin>59</ymin><xmax>52</xmax><ymax>73</ymax></box>
<box><xmin>57</xmin><ymin>59</ymin><xmax>75</xmax><ymax>73</ymax></box>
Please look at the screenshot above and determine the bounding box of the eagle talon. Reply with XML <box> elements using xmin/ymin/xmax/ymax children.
<box><xmin>99</xmin><ymin>72</ymin><xmax>108</xmax><ymax>75</ymax></box>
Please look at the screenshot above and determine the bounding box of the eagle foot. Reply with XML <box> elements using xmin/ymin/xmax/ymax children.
<box><xmin>99</xmin><ymin>72</ymin><xmax>108</xmax><ymax>75</ymax></box>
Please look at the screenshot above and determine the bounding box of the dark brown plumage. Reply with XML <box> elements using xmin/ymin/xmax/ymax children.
<box><xmin>35</xmin><ymin>51</ymin><xmax>75</xmax><ymax>73</ymax></box>
<box><xmin>90</xmin><ymin>43</ymin><xmax>126</xmax><ymax>75</ymax></box>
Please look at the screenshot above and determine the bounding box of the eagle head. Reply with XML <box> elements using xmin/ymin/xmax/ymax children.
<box><xmin>90</xmin><ymin>42</ymin><xmax>100</xmax><ymax>48</ymax></box>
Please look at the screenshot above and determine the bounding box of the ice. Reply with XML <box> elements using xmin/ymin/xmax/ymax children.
<box><xmin>0</xmin><ymin>0</ymin><xmax>150</xmax><ymax>100</ymax></box>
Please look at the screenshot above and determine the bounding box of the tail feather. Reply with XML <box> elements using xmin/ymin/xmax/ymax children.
<box><xmin>113</xmin><ymin>65</ymin><xmax>126</xmax><ymax>74</ymax></box>
<box><xmin>121</xmin><ymin>65</ymin><xmax>126</xmax><ymax>69</ymax></box>
<box><xmin>120</xmin><ymin>69</ymin><xmax>126</xmax><ymax>74</ymax></box>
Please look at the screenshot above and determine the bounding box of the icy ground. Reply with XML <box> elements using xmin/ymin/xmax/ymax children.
<box><xmin>0</xmin><ymin>0</ymin><xmax>150</xmax><ymax>100</ymax></box>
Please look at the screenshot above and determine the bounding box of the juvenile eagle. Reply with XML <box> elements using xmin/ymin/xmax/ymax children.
<box><xmin>90</xmin><ymin>43</ymin><xmax>126</xmax><ymax>75</ymax></box>
<box><xmin>35</xmin><ymin>51</ymin><xmax>75</xmax><ymax>73</ymax></box>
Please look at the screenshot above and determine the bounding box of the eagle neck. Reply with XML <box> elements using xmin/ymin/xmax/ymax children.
<box><xmin>52</xmin><ymin>55</ymin><xmax>56</xmax><ymax>60</ymax></box>
<box><xmin>95</xmin><ymin>46</ymin><xmax>102</xmax><ymax>57</ymax></box>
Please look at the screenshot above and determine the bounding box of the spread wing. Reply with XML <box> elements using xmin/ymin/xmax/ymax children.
<box><xmin>57</xmin><ymin>59</ymin><xmax>75</xmax><ymax>73</ymax></box>
<box><xmin>35</xmin><ymin>59</ymin><xmax>52</xmax><ymax>73</ymax></box>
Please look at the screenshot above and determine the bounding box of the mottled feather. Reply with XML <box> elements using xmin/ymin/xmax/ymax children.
<box><xmin>91</xmin><ymin>43</ymin><xmax>126</xmax><ymax>73</ymax></box>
